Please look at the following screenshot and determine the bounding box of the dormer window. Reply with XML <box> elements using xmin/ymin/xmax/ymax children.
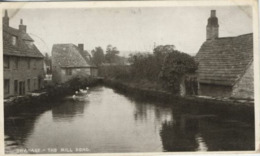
<box><xmin>25</xmin><ymin>40</ymin><xmax>34</xmax><ymax>49</ymax></box>
<box><xmin>11</xmin><ymin>36</ymin><xmax>17</xmax><ymax>46</ymax></box>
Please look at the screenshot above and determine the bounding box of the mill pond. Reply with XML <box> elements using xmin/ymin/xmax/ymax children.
<box><xmin>4</xmin><ymin>85</ymin><xmax>255</xmax><ymax>154</ymax></box>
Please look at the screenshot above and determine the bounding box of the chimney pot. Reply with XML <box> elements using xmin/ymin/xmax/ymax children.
<box><xmin>207</xmin><ymin>10</ymin><xmax>219</xmax><ymax>40</ymax></box>
<box><xmin>4</xmin><ymin>10</ymin><xmax>8</xmax><ymax>17</ymax></box>
<box><xmin>211</xmin><ymin>10</ymin><xmax>216</xmax><ymax>17</ymax></box>
<box><xmin>19</xmin><ymin>19</ymin><xmax>27</xmax><ymax>33</ymax></box>
<box><xmin>78</xmin><ymin>44</ymin><xmax>84</xmax><ymax>52</ymax></box>
<box><xmin>3</xmin><ymin>9</ymin><xmax>9</xmax><ymax>27</ymax></box>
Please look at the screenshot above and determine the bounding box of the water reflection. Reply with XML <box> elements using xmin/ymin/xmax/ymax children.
<box><xmin>52</xmin><ymin>98</ymin><xmax>88</xmax><ymax>122</ymax></box>
<box><xmin>160</xmin><ymin>114</ymin><xmax>254</xmax><ymax>151</ymax></box>
<box><xmin>4</xmin><ymin>86</ymin><xmax>254</xmax><ymax>153</ymax></box>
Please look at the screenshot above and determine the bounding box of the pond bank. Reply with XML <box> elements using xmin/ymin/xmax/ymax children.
<box><xmin>4</xmin><ymin>77</ymin><xmax>101</xmax><ymax>116</ymax></box>
<box><xmin>103</xmin><ymin>79</ymin><xmax>254</xmax><ymax>123</ymax></box>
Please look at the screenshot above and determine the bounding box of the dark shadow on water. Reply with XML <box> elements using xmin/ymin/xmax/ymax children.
<box><xmin>160</xmin><ymin>114</ymin><xmax>255</xmax><ymax>151</ymax></box>
<box><xmin>52</xmin><ymin>97</ymin><xmax>88</xmax><ymax>122</ymax></box>
<box><xmin>112</xmin><ymin>87</ymin><xmax>255</xmax><ymax>151</ymax></box>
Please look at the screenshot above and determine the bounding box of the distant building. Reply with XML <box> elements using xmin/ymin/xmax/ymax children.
<box><xmin>77</xmin><ymin>44</ymin><xmax>98</xmax><ymax>76</ymax></box>
<box><xmin>52</xmin><ymin>44</ymin><xmax>98</xmax><ymax>84</ymax></box>
<box><xmin>43</xmin><ymin>54</ymin><xmax>52</xmax><ymax>81</ymax></box>
<box><xmin>3</xmin><ymin>10</ymin><xmax>45</xmax><ymax>98</ymax></box>
<box><xmin>195</xmin><ymin>10</ymin><xmax>253</xmax><ymax>99</ymax></box>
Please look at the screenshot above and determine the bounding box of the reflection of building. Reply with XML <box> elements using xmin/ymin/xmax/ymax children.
<box><xmin>160</xmin><ymin>114</ymin><xmax>254</xmax><ymax>151</ymax></box>
<box><xmin>3</xmin><ymin>10</ymin><xmax>45</xmax><ymax>98</ymax></box>
<box><xmin>196</xmin><ymin>10</ymin><xmax>253</xmax><ymax>99</ymax></box>
<box><xmin>52</xmin><ymin>100</ymin><xmax>85</xmax><ymax>122</ymax></box>
<box><xmin>52</xmin><ymin>44</ymin><xmax>98</xmax><ymax>84</ymax></box>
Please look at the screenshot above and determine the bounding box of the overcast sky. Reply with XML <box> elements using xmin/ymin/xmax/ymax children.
<box><xmin>7</xmin><ymin>6</ymin><xmax>252</xmax><ymax>56</ymax></box>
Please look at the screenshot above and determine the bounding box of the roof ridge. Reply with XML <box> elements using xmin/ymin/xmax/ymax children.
<box><xmin>217</xmin><ymin>33</ymin><xmax>253</xmax><ymax>40</ymax></box>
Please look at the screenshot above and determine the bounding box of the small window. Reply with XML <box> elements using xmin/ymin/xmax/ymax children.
<box><xmin>33</xmin><ymin>78</ymin><xmax>37</xmax><ymax>90</ymax></box>
<box><xmin>25</xmin><ymin>40</ymin><xmax>34</xmax><ymax>49</ymax></box>
<box><xmin>14</xmin><ymin>57</ymin><xmax>19</xmax><ymax>69</ymax></box>
<box><xmin>27</xmin><ymin>79</ymin><xmax>30</xmax><ymax>91</ymax></box>
<box><xmin>27</xmin><ymin>58</ymin><xmax>30</xmax><ymax>69</ymax></box>
<box><xmin>4</xmin><ymin>79</ymin><xmax>10</xmax><ymax>94</ymax></box>
<box><xmin>11</xmin><ymin>36</ymin><xmax>17</xmax><ymax>46</ymax></box>
<box><xmin>4</xmin><ymin>56</ymin><xmax>10</xmax><ymax>69</ymax></box>
<box><xmin>65</xmin><ymin>68</ymin><xmax>72</xmax><ymax>75</ymax></box>
<box><xmin>14</xmin><ymin>80</ymin><xmax>18</xmax><ymax>94</ymax></box>
<box><xmin>33</xmin><ymin>59</ymin><xmax>37</xmax><ymax>69</ymax></box>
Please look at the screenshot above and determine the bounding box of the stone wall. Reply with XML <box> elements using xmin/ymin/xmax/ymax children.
<box><xmin>4</xmin><ymin>56</ymin><xmax>44</xmax><ymax>98</ymax></box>
<box><xmin>232</xmin><ymin>62</ymin><xmax>254</xmax><ymax>99</ymax></box>
<box><xmin>199</xmin><ymin>83</ymin><xmax>232</xmax><ymax>97</ymax></box>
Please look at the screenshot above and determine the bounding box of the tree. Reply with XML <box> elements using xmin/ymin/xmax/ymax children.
<box><xmin>105</xmin><ymin>44</ymin><xmax>120</xmax><ymax>64</ymax></box>
<box><xmin>91</xmin><ymin>47</ymin><xmax>105</xmax><ymax>66</ymax></box>
<box><xmin>44</xmin><ymin>52</ymin><xmax>52</xmax><ymax>74</ymax></box>
<box><xmin>129</xmin><ymin>52</ymin><xmax>158</xmax><ymax>80</ymax></box>
<box><xmin>160</xmin><ymin>50</ymin><xmax>198</xmax><ymax>94</ymax></box>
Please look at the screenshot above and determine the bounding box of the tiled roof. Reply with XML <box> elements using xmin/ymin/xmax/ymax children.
<box><xmin>52</xmin><ymin>44</ymin><xmax>93</xmax><ymax>68</ymax></box>
<box><xmin>3</xmin><ymin>26</ymin><xmax>43</xmax><ymax>58</ymax></box>
<box><xmin>78</xmin><ymin>49</ymin><xmax>96</xmax><ymax>67</ymax></box>
<box><xmin>195</xmin><ymin>33</ymin><xmax>253</xmax><ymax>86</ymax></box>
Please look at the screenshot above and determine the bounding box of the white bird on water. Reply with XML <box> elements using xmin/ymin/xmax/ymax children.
<box><xmin>79</xmin><ymin>89</ymin><xmax>88</xmax><ymax>94</ymax></box>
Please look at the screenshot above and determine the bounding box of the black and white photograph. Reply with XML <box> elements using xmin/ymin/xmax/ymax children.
<box><xmin>1</xmin><ymin>0</ymin><xmax>259</xmax><ymax>155</ymax></box>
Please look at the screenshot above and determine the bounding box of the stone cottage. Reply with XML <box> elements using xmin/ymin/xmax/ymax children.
<box><xmin>52</xmin><ymin>44</ymin><xmax>98</xmax><ymax>84</ymax></box>
<box><xmin>195</xmin><ymin>10</ymin><xmax>253</xmax><ymax>99</ymax></box>
<box><xmin>3</xmin><ymin>10</ymin><xmax>45</xmax><ymax>98</ymax></box>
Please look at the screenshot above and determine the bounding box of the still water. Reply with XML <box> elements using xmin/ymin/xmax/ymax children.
<box><xmin>5</xmin><ymin>86</ymin><xmax>254</xmax><ymax>153</ymax></box>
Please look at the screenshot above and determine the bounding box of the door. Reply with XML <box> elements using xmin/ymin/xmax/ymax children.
<box><xmin>19</xmin><ymin>81</ymin><xmax>22</xmax><ymax>95</ymax></box>
<box><xmin>38</xmin><ymin>77</ymin><xmax>41</xmax><ymax>89</ymax></box>
<box><xmin>19</xmin><ymin>81</ymin><xmax>25</xmax><ymax>95</ymax></box>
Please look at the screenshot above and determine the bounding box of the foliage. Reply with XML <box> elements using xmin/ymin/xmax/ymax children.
<box><xmin>105</xmin><ymin>44</ymin><xmax>120</xmax><ymax>64</ymax></box>
<box><xmin>99</xmin><ymin>65</ymin><xmax>130</xmax><ymax>80</ymax></box>
<box><xmin>91</xmin><ymin>47</ymin><xmax>105</xmax><ymax>66</ymax></box>
<box><xmin>100</xmin><ymin>44</ymin><xmax>197</xmax><ymax>94</ymax></box>
<box><xmin>128</xmin><ymin>45</ymin><xmax>197</xmax><ymax>94</ymax></box>
<box><xmin>160</xmin><ymin>50</ymin><xmax>198</xmax><ymax>93</ymax></box>
<box><xmin>128</xmin><ymin>52</ymin><xmax>159</xmax><ymax>81</ymax></box>
<box><xmin>44</xmin><ymin>53</ymin><xmax>52</xmax><ymax>74</ymax></box>
<box><xmin>66</xmin><ymin>75</ymin><xmax>97</xmax><ymax>90</ymax></box>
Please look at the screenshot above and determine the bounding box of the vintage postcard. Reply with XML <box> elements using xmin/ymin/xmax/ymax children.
<box><xmin>0</xmin><ymin>0</ymin><xmax>259</xmax><ymax>155</ymax></box>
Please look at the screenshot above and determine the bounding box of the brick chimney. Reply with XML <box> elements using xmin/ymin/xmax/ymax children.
<box><xmin>78</xmin><ymin>44</ymin><xmax>84</xmax><ymax>52</ymax></box>
<box><xmin>19</xmin><ymin>19</ymin><xmax>27</xmax><ymax>33</ymax></box>
<box><xmin>206</xmin><ymin>10</ymin><xmax>219</xmax><ymax>40</ymax></box>
<box><xmin>3</xmin><ymin>10</ymin><xmax>9</xmax><ymax>27</ymax></box>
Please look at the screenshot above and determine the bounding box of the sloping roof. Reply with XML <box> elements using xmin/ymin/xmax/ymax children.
<box><xmin>195</xmin><ymin>33</ymin><xmax>253</xmax><ymax>86</ymax></box>
<box><xmin>52</xmin><ymin>44</ymin><xmax>93</xmax><ymax>68</ymax></box>
<box><xmin>78</xmin><ymin>49</ymin><xmax>96</xmax><ymax>67</ymax></box>
<box><xmin>3</xmin><ymin>26</ymin><xmax>43</xmax><ymax>58</ymax></box>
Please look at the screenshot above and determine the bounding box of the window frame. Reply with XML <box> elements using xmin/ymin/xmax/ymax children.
<box><xmin>27</xmin><ymin>58</ymin><xmax>31</xmax><ymax>69</ymax></box>
<box><xmin>33</xmin><ymin>59</ymin><xmax>37</xmax><ymax>69</ymax></box>
<box><xmin>14</xmin><ymin>57</ymin><xmax>19</xmax><ymax>69</ymax></box>
<box><xmin>65</xmin><ymin>68</ymin><xmax>72</xmax><ymax>76</ymax></box>
<box><xmin>11</xmin><ymin>35</ymin><xmax>18</xmax><ymax>46</ymax></box>
<box><xmin>4</xmin><ymin>79</ymin><xmax>10</xmax><ymax>95</ymax></box>
<box><xmin>14</xmin><ymin>80</ymin><xmax>18</xmax><ymax>94</ymax></box>
<box><xmin>4</xmin><ymin>56</ymin><xmax>10</xmax><ymax>69</ymax></box>
<box><xmin>27</xmin><ymin>79</ymin><xmax>31</xmax><ymax>92</ymax></box>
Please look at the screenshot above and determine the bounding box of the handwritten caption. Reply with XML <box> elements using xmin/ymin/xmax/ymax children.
<box><xmin>16</xmin><ymin>147</ymin><xmax>90</xmax><ymax>153</ymax></box>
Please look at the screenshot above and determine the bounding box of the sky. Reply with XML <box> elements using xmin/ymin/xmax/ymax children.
<box><xmin>6</xmin><ymin>6</ymin><xmax>252</xmax><ymax>57</ymax></box>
